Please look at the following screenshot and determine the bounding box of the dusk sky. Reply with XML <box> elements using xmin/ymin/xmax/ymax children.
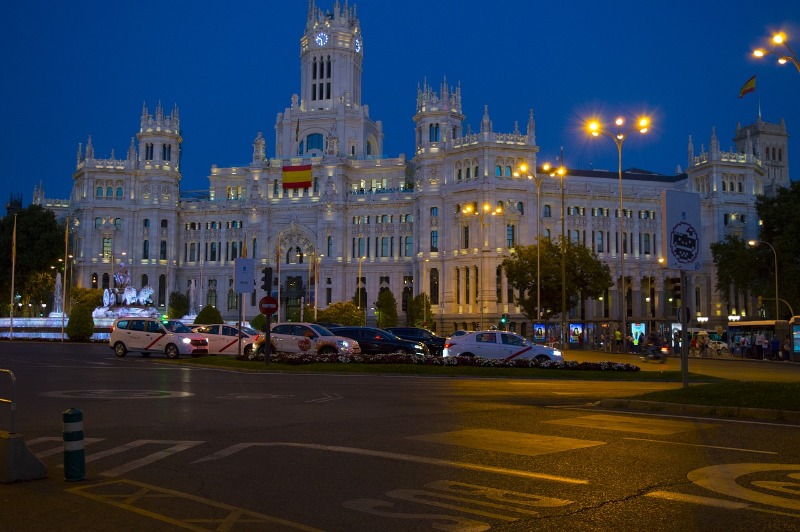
<box><xmin>2</xmin><ymin>1</ymin><xmax>798</xmax><ymax>209</ymax></box>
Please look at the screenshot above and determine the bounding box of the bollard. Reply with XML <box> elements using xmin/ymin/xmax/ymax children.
<box><xmin>63</xmin><ymin>408</ymin><xmax>85</xmax><ymax>481</ymax></box>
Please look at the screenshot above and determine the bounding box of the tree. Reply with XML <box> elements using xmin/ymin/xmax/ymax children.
<box><xmin>66</xmin><ymin>304</ymin><xmax>95</xmax><ymax>342</ymax></box>
<box><xmin>21</xmin><ymin>271</ymin><xmax>56</xmax><ymax>315</ymax></box>
<box><xmin>71</xmin><ymin>288</ymin><xmax>103</xmax><ymax>311</ymax></box>
<box><xmin>407</xmin><ymin>293</ymin><xmax>431</xmax><ymax>328</ymax></box>
<box><xmin>250</xmin><ymin>313</ymin><xmax>267</xmax><ymax>331</ymax></box>
<box><xmin>194</xmin><ymin>305</ymin><xmax>223</xmax><ymax>324</ymax></box>
<box><xmin>0</xmin><ymin>205</ymin><xmax>66</xmax><ymax>311</ymax></box>
<box><xmin>374</xmin><ymin>289</ymin><xmax>398</xmax><ymax>328</ymax></box>
<box><xmin>502</xmin><ymin>239</ymin><xmax>612</xmax><ymax>322</ymax></box>
<box><xmin>316</xmin><ymin>301</ymin><xmax>364</xmax><ymax>325</ymax></box>
<box><xmin>754</xmin><ymin>182</ymin><xmax>800</xmax><ymax>318</ymax></box>
<box><xmin>710</xmin><ymin>235</ymin><xmax>759</xmax><ymax>312</ymax></box>
<box><xmin>168</xmin><ymin>291</ymin><xmax>189</xmax><ymax>319</ymax></box>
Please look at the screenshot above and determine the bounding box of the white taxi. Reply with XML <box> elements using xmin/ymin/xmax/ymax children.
<box><xmin>442</xmin><ymin>330</ymin><xmax>563</xmax><ymax>362</ymax></box>
<box><xmin>110</xmin><ymin>317</ymin><xmax>209</xmax><ymax>359</ymax></box>
<box><xmin>257</xmin><ymin>322</ymin><xmax>360</xmax><ymax>356</ymax></box>
<box><xmin>189</xmin><ymin>324</ymin><xmax>260</xmax><ymax>357</ymax></box>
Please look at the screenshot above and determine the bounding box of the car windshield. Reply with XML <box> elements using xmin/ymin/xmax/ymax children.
<box><xmin>380</xmin><ymin>329</ymin><xmax>401</xmax><ymax>341</ymax></box>
<box><xmin>309</xmin><ymin>324</ymin><xmax>334</xmax><ymax>336</ymax></box>
<box><xmin>163</xmin><ymin>320</ymin><xmax>193</xmax><ymax>333</ymax></box>
<box><xmin>241</xmin><ymin>326</ymin><xmax>258</xmax><ymax>336</ymax></box>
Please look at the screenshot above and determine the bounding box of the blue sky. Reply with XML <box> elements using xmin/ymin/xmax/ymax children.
<box><xmin>2</xmin><ymin>1</ymin><xmax>798</xmax><ymax>208</ymax></box>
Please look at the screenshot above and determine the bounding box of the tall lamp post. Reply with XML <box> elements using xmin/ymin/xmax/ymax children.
<box><xmin>748</xmin><ymin>239</ymin><xmax>779</xmax><ymax>319</ymax></box>
<box><xmin>462</xmin><ymin>202</ymin><xmax>503</xmax><ymax>329</ymax></box>
<box><xmin>357</xmin><ymin>255</ymin><xmax>366</xmax><ymax>325</ymax></box>
<box><xmin>587</xmin><ymin>115</ymin><xmax>651</xmax><ymax>350</ymax></box>
<box><xmin>516</xmin><ymin>163</ymin><xmax>545</xmax><ymax>323</ymax></box>
<box><xmin>753</xmin><ymin>32</ymin><xmax>800</xmax><ymax>73</ymax></box>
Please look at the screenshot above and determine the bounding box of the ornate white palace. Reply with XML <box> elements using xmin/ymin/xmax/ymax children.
<box><xmin>33</xmin><ymin>0</ymin><xmax>791</xmax><ymax>340</ymax></box>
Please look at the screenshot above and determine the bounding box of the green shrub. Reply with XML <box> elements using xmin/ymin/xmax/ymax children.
<box><xmin>250</xmin><ymin>313</ymin><xmax>267</xmax><ymax>331</ymax></box>
<box><xmin>66</xmin><ymin>304</ymin><xmax>95</xmax><ymax>342</ymax></box>
<box><xmin>194</xmin><ymin>305</ymin><xmax>223</xmax><ymax>324</ymax></box>
<box><xmin>168</xmin><ymin>292</ymin><xmax>190</xmax><ymax>319</ymax></box>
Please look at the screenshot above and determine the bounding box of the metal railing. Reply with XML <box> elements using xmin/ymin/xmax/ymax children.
<box><xmin>0</xmin><ymin>369</ymin><xmax>16</xmax><ymax>434</ymax></box>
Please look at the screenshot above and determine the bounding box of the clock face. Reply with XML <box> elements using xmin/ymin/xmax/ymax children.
<box><xmin>354</xmin><ymin>38</ymin><xmax>361</xmax><ymax>52</ymax></box>
<box><xmin>315</xmin><ymin>32</ymin><xmax>328</xmax><ymax>46</ymax></box>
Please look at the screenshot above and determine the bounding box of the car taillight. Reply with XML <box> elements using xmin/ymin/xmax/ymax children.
<box><xmin>444</xmin><ymin>341</ymin><xmax>455</xmax><ymax>348</ymax></box>
<box><xmin>109</xmin><ymin>325</ymin><xmax>114</xmax><ymax>333</ymax></box>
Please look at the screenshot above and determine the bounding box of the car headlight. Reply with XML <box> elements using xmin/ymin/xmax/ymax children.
<box><xmin>182</xmin><ymin>337</ymin><xmax>192</xmax><ymax>344</ymax></box>
<box><xmin>552</xmin><ymin>350</ymin><xmax>562</xmax><ymax>357</ymax></box>
<box><xmin>337</xmin><ymin>340</ymin><xmax>349</xmax><ymax>348</ymax></box>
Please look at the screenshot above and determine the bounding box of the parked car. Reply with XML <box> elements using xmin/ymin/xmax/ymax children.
<box><xmin>189</xmin><ymin>324</ymin><xmax>260</xmax><ymax>357</ymax></box>
<box><xmin>110</xmin><ymin>317</ymin><xmax>209</xmax><ymax>359</ymax></box>
<box><xmin>442</xmin><ymin>330</ymin><xmax>563</xmax><ymax>362</ymax></box>
<box><xmin>255</xmin><ymin>322</ymin><xmax>360</xmax><ymax>357</ymax></box>
<box><xmin>329</xmin><ymin>326</ymin><xmax>429</xmax><ymax>356</ymax></box>
<box><xmin>448</xmin><ymin>330</ymin><xmax>471</xmax><ymax>338</ymax></box>
<box><xmin>385</xmin><ymin>327</ymin><xmax>446</xmax><ymax>356</ymax></box>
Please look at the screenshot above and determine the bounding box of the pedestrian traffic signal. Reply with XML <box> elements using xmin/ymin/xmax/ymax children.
<box><xmin>261</xmin><ymin>267</ymin><xmax>272</xmax><ymax>291</ymax></box>
<box><xmin>500</xmin><ymin>313</ymin><xmax>508</xmax><ymax>324</ymax></box>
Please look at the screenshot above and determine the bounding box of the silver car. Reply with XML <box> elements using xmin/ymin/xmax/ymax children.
<box><xmin>442</xmin><ymin>330</ymin><xmax>564</xmax><ymax>362</ymax></box>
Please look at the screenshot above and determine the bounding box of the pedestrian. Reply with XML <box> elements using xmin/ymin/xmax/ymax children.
<box><xmin>615</xmin><ymin>329</ymin><xmax>622</xmax><ymax>353</ymax></box>
<box><xmin>770</xmin><ymin>335</ymin><xmax>780</xmax><ymax>360</ymax></box>
<box><xmin>783</xmin><ymin>335</ymin><xmax>792</xmax><ymax>361</ymax></box>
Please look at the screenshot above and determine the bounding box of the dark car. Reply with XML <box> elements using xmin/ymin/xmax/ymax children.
<box><xmin>385</xmin><ymin>327</ymin><xmax>446</xmax><ymax>356</ymax></box>
<box><xmin>328</xmin><ymin>326</ymin><xmax>429</xmax><ymax>357</ymax></box>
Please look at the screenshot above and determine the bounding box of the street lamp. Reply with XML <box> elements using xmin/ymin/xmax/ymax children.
<box><xmin>357</xmin><ymin>256</ymin><xmax>366</xmax><ymax>325</ymax></box>
<box><xmin>753</xmin><ymin>32</ymin><xmax>800</xmax><ymax>73</ymax></box>
<box><xmin>587</xmin><ymin>115</ymin><xmax>651</xmax><ymax>350</ymax></box>
<box><xmin>462</xmin><ymin>201</ymin><xmax>503</xmax><ymax>329</ymax></box>
<box><xmin>748</xmin><ymin>239</ymin><xmax>779</xmax><ymax>319</ymax></box>
<box><xmin>540</xmin><ymin>159</ymin><xmax>567</xmax><ymax>348</ymax></box>
<box><xmin>516</xmin><ymin>163</ymin><xmax>545</xmax><ymax>322</ymax></box>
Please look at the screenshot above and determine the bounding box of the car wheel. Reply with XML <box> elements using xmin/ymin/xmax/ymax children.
<box><xmin>535</xmin><ymin>354</ymin><xmax>550</xmax><ymax>362</ymax></box>
<box><xmin>165</xmin><ymin>344</ymin><xmax>180</xmax><ymax>359</ymax></box>
<box><xmin>244</xmin><ymin>345</ymin><xmax>254</xmax><ymax>357</ymax></box>
<box><xmin>318</xmin><ymin>346</ymin><xmax>337</xmax><ymax>355</ymax></box>
<box><xmin>113</xmin><ymin>342</ymin><xmax>127</xmax><ymax>357</ymax></box>
<box><xmin>460</xmin><ymin>352</ymin><xmax>475</xmax><ymax>358</ymax></box>
<box><xmin>141</xmin><ymin>352</ymin><xmax>150</xmax><ymax>358</ymax></box>
<box><xmin>245</xmin><ymin>348</ymin><xmax>258</xmax><ymax>361</ymax></box>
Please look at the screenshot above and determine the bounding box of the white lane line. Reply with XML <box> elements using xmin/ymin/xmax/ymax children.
<box><xmin>553</xmin><ymin>406</ymin><xmax>800</xmax><ymax>428</ymax></box>
<box><xmin>192</xmin><ymin>442</ymin><xmax>587</xmax><ymax>485</ymax></box>
<box><xmin>624</xmin><ymin>437</ymin><xmax>778</xmax><ymax>455</ymax></box>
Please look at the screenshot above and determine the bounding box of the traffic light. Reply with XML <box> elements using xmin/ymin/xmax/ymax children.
<box><xmin>260</xmin><ymin>267</ymin><xmax>272</xmax><ymax>291</ymax></box>
<box><xmin>500</xmin><ymin>314</ymin><xmax>508</xmax><ymax>324</ymax></box>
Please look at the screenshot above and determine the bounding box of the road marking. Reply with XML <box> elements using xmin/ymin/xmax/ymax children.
<box><xmin>546</xmin><ymin>414</ymin><xmax>716</xmax><ymax>435</ymax></box>
<box><xmin>646</xmin><ymin>490</ymin><xmax>751</xmax><ymax>509</ymax></box>
<box><xmin>305</xmin><ymin>392</ymin><xmax>342</xmax><ymax>403</ymax></box>
<box><xmin>688</xmin><ymin>463</ymin><xmax>800</xmax><ymax>512</ymax></box>
<box><xmin>407</xmin><ymin>429</ymin><xmax>605</xmax><ymax>457</ymax></box>
<box><xmin>218</xmin><ymin>393</ymin><xmax>295</xmax><ymax>399</ymax></box>
<box><xmin>624</xmin><ymin>437</ymin><xmax>778</xmax><ymax>455</ymax></box>
<box><xmin>28</xmin><ymin>437</ymin><xmax>106</xmax><ymax>459</ymax></box>
<box><xmin>40</xmin><ymin>389</ymin><xmax>194</xmax><ymax>399</ymax></box>
<box><xmin>68</xmin><ymin>479</ymin><xmax>323</xmax><ymax>531</ymax></box>
<box><xmin>192</xmin><ymin>442</ymin><xmax>588</xmax><ymax>484</ymax></box>
<box><xmin>79</xmin><ymin>440</ymin><xmax>205</xmax><ymax>477</ymax></box>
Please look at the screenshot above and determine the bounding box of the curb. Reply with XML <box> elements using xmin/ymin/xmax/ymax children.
<box><xmin>598</xmin><ymin>399</ymin><xmax>800</xmax><ymax>423</ymax></box>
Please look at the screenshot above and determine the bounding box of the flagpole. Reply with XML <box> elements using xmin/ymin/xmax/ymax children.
<box><xmin>276</xmin><ymin>242</ymin><xmax>281</xmax><ymax>322</ymax></box>
<box><xmin>61</xmin><ymin>215</ymin><xmax>69</xmax><ymax>341</ymax></box>
<box><xmin>9</xmin><ymin>214</ymin><xmax>17</xmax><ymax>341</ymax></box>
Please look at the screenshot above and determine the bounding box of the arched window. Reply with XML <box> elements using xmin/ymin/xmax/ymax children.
<box><xmin>430</xmin><ymin>268</ymin><xmax>439</xmax><ymax>304</ymax></box>
<box><xmin>160</xmin><ymin>240</ymin><xmax>167</xmax><ymax>260</ymax></box>
<box><xmin>430</xmin><ymin>207</ymin><xmax>438</xmax><ymax>217</ymax></box>
<box><xmin>142</xmin><ymin>240</ymin><xmax>149</xmax><ymax>259</ymax></box>
<box><xmin>114</xmin><ymin>218</ymin><xmax>122</xmax><ymax>229</ymax></box>
<box><xmin>94</xmin><ymin>217</ymin><xmax>102</xmax><ymax>228</ymax></box>
<box><xmin>543</xmin><ymin>205</ymin><xmax>552</xmax><ymax>218</ymax></box>
<box><xmin>161</xmin><ymin>219</ymin><xmax>168</xmax><ymax>228</ymax></box>
<box><xmin>466</xmin><ymin>167</ymin><xmax>471</xmax><ymax>180</ymax></box>
<box><xmin>327</xmin><ymin>235</ymin><xmax>333</xmax><ymax>257</ymax></box>
<box><xmin>143</xmin><ymin>219</ymin><xmax>150</xmax><ymax>228</ymax></box>
<box><xmin>505</xmin><ymin>166</ymin><xmax>512</xmax><ymax>177</ymax></box>
<box><xmin>307</xmin><ymin>133</ymin><xmax>323</xmax><ymax>151</ymax></box>
<box><xmin>96</xmin><ymin>187</ymin><xmax>103</xmax><ymax>197</ymax></box>
<box><xmin>457</xmin><ymin>168</ymin><xmax>462</xmax><ymax>182</ymax></box>
<box><xmin>106</xmin><ymin>187</ymin><xmax>113</xmax><ymax>197</ymax></box>
<box><xmin>495</xmin><ymin>165</ymin><xmax>502</xmax><ymax>177</ymax></box>
<box><xmin>722</xmin><ymin>180</ymin><xmax>727</xmax><ymax>192</ymax></box>
<box><xmin>116</xmin><ymin>187</ymin><xmax>123</xmax><ymax>198</ymax></box>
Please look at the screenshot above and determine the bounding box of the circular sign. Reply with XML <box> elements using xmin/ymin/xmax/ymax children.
<box><xmin>258</xmin><ymin>296</ymin><xmax>279</xmax><ymax>316</ymax></box>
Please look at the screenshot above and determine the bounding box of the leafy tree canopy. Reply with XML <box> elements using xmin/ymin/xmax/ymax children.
<box><xmin>375</xmin><ymin>289</ymin><xmax>398</xmax><ymax>328</ymax></box>
<box><xmin>316</xmin><ymin>301</ymin><xmax>365</xmax><ymax>326</ymax></box>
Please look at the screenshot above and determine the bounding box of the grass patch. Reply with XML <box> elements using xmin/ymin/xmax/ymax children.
<box><xmin>629</xmin><ymin>381</ymin><xmax>800</xmax><ymax>411</ymax></box>
<box><xmin>168</xmin><ymin>355</ymin><xmax>715</xmax><ymax>382</ymax></box>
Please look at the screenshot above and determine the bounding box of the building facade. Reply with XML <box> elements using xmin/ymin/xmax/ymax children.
<box><xmin>35</xmin><ymin>1</ymin><xmax>790</xmax><ymax>339</ymax></box>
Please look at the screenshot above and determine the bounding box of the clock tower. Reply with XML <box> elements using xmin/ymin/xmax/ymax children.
<box><xmin>276</xmin><ymin>0</ymin><xmax>382</xmax><ymax>159</ymax></box>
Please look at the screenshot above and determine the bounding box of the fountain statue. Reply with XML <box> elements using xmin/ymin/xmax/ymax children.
<box><xmin>93</xmin><ymin>262</ymin><xmax>158</xmax><ymax>318</ymax></box>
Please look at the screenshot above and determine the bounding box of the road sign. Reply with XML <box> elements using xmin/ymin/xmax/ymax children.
<box><xmin>234</xmin><ymin>258</ymin><xmax>255</xmax><ymax>294</ymax></box>
<box><xmin>258</xmin><ymin>296</ymin><xmax>278</xmax><ymax>316</ymax></box>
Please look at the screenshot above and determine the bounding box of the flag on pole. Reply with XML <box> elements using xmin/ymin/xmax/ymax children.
<box><xmin>738</xmin><ymin>75</ymin><xmax>756</xmax><ymax>98</ymax></box>
<box><xmin>282</xmin><ymin>164</ymin><xmax>312</xmax><ymax>189</ymax></box>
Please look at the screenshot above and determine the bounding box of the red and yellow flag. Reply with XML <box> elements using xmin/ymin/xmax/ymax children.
<box><xmin>738</xmin><ymin>75</ymin><xmax>756</xmax><ymax>98</ymax></box>
<box><xmin>282</xmin><ymin>164</ymin><xmax>312</xmax><ymax>189</ymax></box>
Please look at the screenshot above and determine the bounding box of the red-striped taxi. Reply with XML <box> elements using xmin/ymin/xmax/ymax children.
<box><xmin>442</xmin><ymin>330</ymin><xmax>563</xmax><ymax>362</ymax></box>
<box><xmin>110</xmin><ymin>317</ymin><xmax>209</xmax><ymax>359</ymax></box>
<box><xmin>189</xmin><ymin>324</ymin><xmax>260</xmax><ymax>357</ymax></box>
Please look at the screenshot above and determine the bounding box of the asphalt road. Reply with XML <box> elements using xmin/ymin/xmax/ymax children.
<box><xmin>0</xmin><ymin>341</ymin><xmax>798</xmax><ymax>531</ymax></box>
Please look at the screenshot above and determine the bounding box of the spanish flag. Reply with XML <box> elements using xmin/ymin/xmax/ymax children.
<box><xmin>282</xmin><ymin>164</ymin><xmax>312</xmax><ymax>189</ymax></box>
<box><xmin>739</xmin><ymin>75</ymin><xmax>756</xmax><ymax>98</ymax></box>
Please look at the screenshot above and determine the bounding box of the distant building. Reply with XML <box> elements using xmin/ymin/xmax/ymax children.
<box><xmin>35</xmin><ymin>1</ymin><xmax>790</xmax><ymax>337</ymax></box>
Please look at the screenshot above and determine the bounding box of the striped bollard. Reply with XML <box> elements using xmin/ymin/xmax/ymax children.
<box><xmin>63</xmin><ymin>408</ymin><xmax>85</xmax><ymax>481</ymax></box>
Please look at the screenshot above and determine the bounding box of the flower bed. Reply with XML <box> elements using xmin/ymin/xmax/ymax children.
<box><xmin>240</xmin><ymin>351</ymin><xmax>640</xmax><ymax>371</ymax></box>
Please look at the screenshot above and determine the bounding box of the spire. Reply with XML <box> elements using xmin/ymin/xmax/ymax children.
<box><xmin>710</xmin><ymin>127</ymin><xmax>719</xmax><ymax>157</ymax></box>
<box><xmin>526</xmin><ymin>109</ymin><xmax>536</xmax><ymax>145</ymax></box>
<box><xmin>687</xmin><ymin>134</ymin><xmax>694</xmax><ymax>164</ymax></box>
<box><xmin>155</xmin><ymin>101</ymin><xmax>164</xmax><ymax>123</ymax></box>
<box><xmin>86</xmin><ymin>135</ymin><xmax>94</xmax><ymax>160</ymax></box>
<box><xmin>128</xmin><ymin>138</ymin><xmax>136</xmax><ymax>161</ymax></box>
<box><xmin>480</xmin><ymin>105</ymin><xmax>492</xmax><ymax>133</ymax></box>
<box><xmin>76</xmin><ymin>143</ymin><xmax>83</xmax><ymax>167</ymax></box>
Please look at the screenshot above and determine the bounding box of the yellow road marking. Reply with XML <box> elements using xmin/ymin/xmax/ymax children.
<box><xmin>546</xmin><ymin>414</ymin><xmax>716</xmax><ymax>435</ymax></box>
<box><xmin>68</xmin><ymin>479</ymin><xmax>323</xmax><ymax>531</ymax></box>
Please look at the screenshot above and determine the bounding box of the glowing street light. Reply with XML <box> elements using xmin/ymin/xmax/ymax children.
<box><xmin>748</xmin><ymin>239</ymin><xmax>779</xmax><ymax>319</ymax></box>
<box><xmin>587</xmin><ymin>115</ymin><xmax>651</xmax><ymax>350</ymax></box>
<box><xmin>753</xmin><ymin>32</ymin><xmax>800</xmax><ymax>73</ymax></box>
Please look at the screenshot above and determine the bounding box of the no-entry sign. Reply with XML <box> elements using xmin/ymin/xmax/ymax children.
<box><xmin>258</xmin><ymin>296</ymin><xmax>278</xmax><ymax>316</ymax></box>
